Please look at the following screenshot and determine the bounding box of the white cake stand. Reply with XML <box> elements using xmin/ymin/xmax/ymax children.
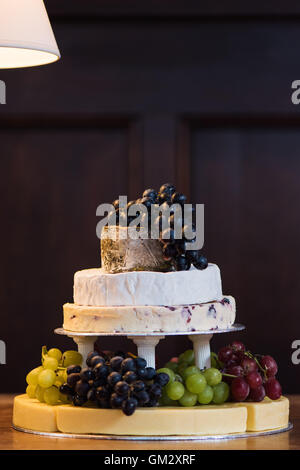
<box><xmin>54</xmin><ymin>324</ymin><xmax>245</xmax><ymax>369</ymax></box>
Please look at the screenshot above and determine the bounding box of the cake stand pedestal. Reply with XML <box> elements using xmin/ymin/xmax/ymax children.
<box><xmin>54</xmin><ymin>324</ymin><xmax>245</xmax><ymax>369</ymax></box>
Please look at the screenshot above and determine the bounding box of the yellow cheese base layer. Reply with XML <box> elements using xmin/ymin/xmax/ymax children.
<box><xmin>13</xmin><ymin>395</ymin><xmax>289</xmax><ymax>436</ymax></box>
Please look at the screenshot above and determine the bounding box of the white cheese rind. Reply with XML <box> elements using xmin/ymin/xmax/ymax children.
<box><xmin>74</xmin><ymin>264</ymin><xmax>223</xmax><ymax>307</ymax></box>
<box><xmin>63</xmin><ymin>296</ymin><xmax>235</xmax><ymax>333</ymax></box>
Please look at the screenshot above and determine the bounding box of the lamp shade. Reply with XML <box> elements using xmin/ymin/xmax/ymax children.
<box><xmin>0</xmin><ymin>0</ymin><xmax>60</xmax><ymax>68</ymax></box>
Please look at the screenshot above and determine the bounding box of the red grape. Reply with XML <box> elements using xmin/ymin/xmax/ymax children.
<box><xmin>265</xmin><ymin>378</ymin><xmax>282</xmax><ymax>400</ymax></box>
<box><xmin>231</xmin><ymin>377</ymin><xmax>250</xmax><ymax>402</ymax></box>
<box><xmin>226</xmin><ymin>365</ymin><xmax>244</xmax><ymax>377</ymax></box>
<box><xmin>245</xmin><ymin>371</ymin><xmax>263</xmax><ymax>389</ymax></box>
<box><xmin>230</xmin><ymin>341</ymin><xmax>245</xmax><ymax>353</ymax></box>
<box><xmin>218</xmin><ymin>346</ymin><xmax>233</xmax><ymax>364</ymax></box>
<box><xmin>241</xmin><ymin>357</ymin><xmax>258</xmax><ymax>374</ymax></box>
<box><xmin>260</xmin><ymin>355</ymin><xmax>278</xmax><ymax>377</ymax></box>
<box><xmin>248</xmin><ymin>385</ymin><xmax>266</xmax><ymax>402</ymax></box>
<box><xmin>223</xmin><ymin>365</ymin><xmax>244</xmax><ymax>384</ymax></box>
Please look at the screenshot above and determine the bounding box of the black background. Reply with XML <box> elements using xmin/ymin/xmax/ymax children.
<box><xmin>0</xmin><ymin>1</ymin><xmax>300</xmax><ymax>392</ymax></box>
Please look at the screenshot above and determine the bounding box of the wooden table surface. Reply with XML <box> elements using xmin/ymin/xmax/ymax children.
<box><xmin>0</xmin><ymin>394</ymin><xmax>299</xmax><ymax>450</ymax></box>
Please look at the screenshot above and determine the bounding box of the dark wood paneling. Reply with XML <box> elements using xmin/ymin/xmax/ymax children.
<box><xmin>0</xmin><ymin>121</ymin><xmax>139</xmax><ymax>391</ymax></box>
<box><xmin>188</xmin><ymin>123</ymin><xmax>300</xmax><ymax>392</ymax></box>
<box><xmin>0</xmin><ymin>4</ymin><xmax>299</xmax><ymax>393</ymax></box>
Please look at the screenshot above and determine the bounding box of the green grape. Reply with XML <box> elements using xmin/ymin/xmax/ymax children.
<box><xmin>181</xmin><ymin>349</ymin><xmax>195</xmax><ymax>365</ymax></box>
<box><xmin>210</xmin><ymin>352</ymin><xmax>218</xmax><ymax>368</ymax></box>
<box><xmin>198</xmin><ymin>385</ymin><xmax>214</xmax><ymax>404</ymax></box>
<box><xmin>203</xmin><ymin>368</ymin><xmax>222</xmax><ymax>387</ymax></box>
<box><xmin>185</xmin><ymin>373</ymin><xmax>207</xmax><ymax>394</ymax></box>
<box><xmin>59</xmin><ymin>392</ymin><xmax>70</xmax><ymax>404</ymax></box>
<box><xmin>26</xmin><ymin>384</ymin><xmax>37</xmax><ymax>398</ymax></box>
<box><xmin>160</xmin><ymin>389</ymin><xmax>178</xmax><ymax>406</ymax></box>
<box><xmin>35</xmin><ymin>385</ymin><xmax>45</xmax><ymax>403</ymax></box>
<box><xmin>178</xmin><ymin>352</ymin><xmax>186</xmax><ymax>363</ymax></box>
<box><xmin>212</xmin><ymin>381</ymin><xmax>230</xmax><ymax>404</ymax></box>
<box><xmin>177</xmin><ymin>362</ymin><xmax>189</xmax><ymax>378</ymax></box>
<box><xmin>54</xmin><ymin>375</ymin><xmax>65</xmax><ymax>388</ymax></box>
<box><xmin>174</xmin><ymin>373</ymin><xmax>183</xmax><ymax>383</ymax></box>
<box><xmin>57</xmin><ymin>369</ymin><xmax>68</xmax><ymax>383</ymax></box>
<box><xmin>38</xmin><ymin>369</ymin><xmax>56</xmax><ymax>388</ymax></box>
<box><xmin>43</xmin><ymin>356</ymin><xmax>58</xmax><ymax>371</ymax></box>
<box><xmin>165</xmin><ymin>381</ymin><xmax>185</xmax><ymax>400</ymax></box>
<box><xmin>179</xmin><ymin>390</ymin><xmax>198</xmax><ymax>407</ymax></box>
<box><xmin>26</xmin><ymin>366</ymin><xmax>44</xmax><ymax>386</ymax></box>
<box><xmin>165</xmin><ymin>361</ymin><xmax>178</xmax><ymax>372</ymax></box>
<box><xmin>48</xmin><ymin>348</ymin><xmax>62</xmax><ymax>363</ymax></box>
<box><xmin>61</xmin><ymin>350</ymin><xmax>82</xmax><ymax>367</ymax></box>
<box><xmin>182</xmin><ymin>365</ymin><xmax>201</xmax><ymax>381</ymax></box>
<box><xmin>156</xmin><ymin>368</ymin><xmax>175</xmax><ymax>383</ymax></box>
<box><xmin>44</xmin><ymin>386</ymin><xmax>60</xmax><ymax>405</ymax></box>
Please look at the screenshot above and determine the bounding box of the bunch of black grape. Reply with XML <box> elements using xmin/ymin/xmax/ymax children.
<box><xmin>110</xmin><ymin>183</ymin><xmax>208</xmax><ymax>272</ymax></box>
<box><xmin>60</xmin><ymin>351</ymin><xmax>170</xmax><ymax>416</ymax></box>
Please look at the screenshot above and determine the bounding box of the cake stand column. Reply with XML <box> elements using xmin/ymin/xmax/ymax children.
<box><xmin>128</xmin><ymin>336</ymin><xmax>165</xmax><ymax>369</ymax></box>
<box><xmin>188</xmin><ymin>334</ymin><xmax>213</xmax><ymax>370</ymax></box>
<box><xmin>71</xmin><ymin>335</ymin><xmax>98</xmax><ymax>365</ymax></box>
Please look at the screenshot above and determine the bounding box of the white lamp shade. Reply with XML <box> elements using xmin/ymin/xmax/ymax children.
<box><xmin>0</xmin><ymin>0</ymin><xmax>60</xmax><ymax>68</ymax></box>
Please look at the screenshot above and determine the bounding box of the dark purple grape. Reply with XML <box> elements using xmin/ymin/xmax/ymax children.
<box><xmin>115</xmin><ymin>381</ymin><xmax>130</xmax><ymax>396</ymax></box>
<box><xmin>159</xmin><ymin>183</ymin><xmax>176</xmax><ymax>194</ymax></box>
<box><xmin>96</xmin><ymin>385</ymin><xmax>110</xmax><ymax>400</ymax></box>
<box><xmin>59</xmin><ymin>383</ymin><xmax>74</xmax><ymax>396</ymax></box>
<box><xmin>107</xmin><ymin>371</ymin><xmax>122</xmax><ymax>387</ymax></box>
<box><xmin>155</xmin><ymin>372</ymin><xmax>170</xmax><ymax>387</ymax></box>
<box><xmin>123</xmin><ymin>371</ymin><xmax>138</xmax><ymax>384</ymax></box>
<box><xmin>145</xmin><ymin>398</ymin><xmax>158</xmax><ymax>408</ymax></box>
<box><xmin>135</xmin><ymin>357</ymin><xmax>147</xmax><ymax>369</ymax></box>
<box><xmin>121</xmin><ymin>358</ymin><xmax>136</xmax><ymax>373</ymax></box>
<box><xmin>87</xmin><ymin>388</ymin><xmax>96</xmax><ymax>402</ymax></box>
<box><xmin>73</xmin><ymin>394</ymin><xmax>87</xmax><ymax>406</ymax></box>
<box><xmin>135</xmin><ymin>390</ymin><xmax>150</xmax><ymax>405</ymax></box>
<box><xmin>140</xmin><ymin>197</ymin><xmax>153</xmax><ymax>209</ymax></box>
<box><xmin>97</xmin><ymin>398</ymin><xmax>111</xmax><ymax>408</ymax></box>
<box><xmin>132</xmin><ymin>381</ymin><xmax>145</xmax><ymax>393</ymax></box>
<box><xmin>89</xmin><ymin>355</ymin><xmax>105</xmax><ymax>368</ymax></box>
<box><xmin>144</xmin><ymin>367</ymin><xmax>156</xmax><ymax>380</ymax></box>
<box><xmin>122</xmin><ymin>398</ymin><xmax>138</xmax><ymax>416</ymax></box>
<box><xmin>137</xmin><ymin>368</ymin><xmax>147</xmax><ymax>379</ymax></box>
<box><xmin>110</xmin><ymin>393</ymin><xmax>124</xmax><ymax>408</ymax></box>
<box><xmin>67</xmin><ymin>365</ymin><xmax>81</xmax><ymax>375</ymax></box>
<box><xmin>171</xmin><ymin>192</ymin><xmax>187</xmax><ymax>205</ymax></box>
<box><xmin>148</xmin><ymin>383</ymin><xmax>162</xmax><ymax>399</ymax></box>
<box><xmin>93</xmin><ymin>363</ymin><xmax>109</xmax><ymax>379</ymax></box>
<box><xmin>110</xmin><ymin>356</ymin><xmax>124</xmax><ymax>371</ymax></box>
<box><xmin>175</xmin><ymin>254</ymin><xmax>191</xmax><ymax>271</ymax></box>
<box><xmin>162</xmin><ymin>243</ymin><xmax>177</xmax><ymax>261</ymax></box>
<box><xmin>143</xmin><ymin>189</ymin><xmax>157</xmax><ymax>200</ymax></box>
<box><xmin>194</xmin><ymin>255</ymin><xmax>208</xmax><ymax>270</ymax></box>
<box><xmin>67</xmin><ymin>373</ymin><xmax>81</xmax><ymax>388</ymax></box>
<box><xmin>75</xmin><ymin>380</ymin><xmax>90</xmax><ymax>397</ymax></box>
<box><xmin>80</xmin><ymin>368</ymin><xmax>94</xmax><ymax>382</ymax></box>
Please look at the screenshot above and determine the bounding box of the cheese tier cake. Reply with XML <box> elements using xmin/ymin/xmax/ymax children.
<box><xmin>63</xmin><ymin>227</ymin><xmax>236</xmax><ymax>333</ymax></box>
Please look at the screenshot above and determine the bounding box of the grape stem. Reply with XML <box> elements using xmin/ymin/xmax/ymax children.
<box><xmin>222</xmin><ymin>372</ymin><xmax>237</xmax><ymax>378</ymax></box>
<box><xmin>244</xmin><ymin>350</ymin><xmax>267</xmax><ymax>380</ymax></box>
